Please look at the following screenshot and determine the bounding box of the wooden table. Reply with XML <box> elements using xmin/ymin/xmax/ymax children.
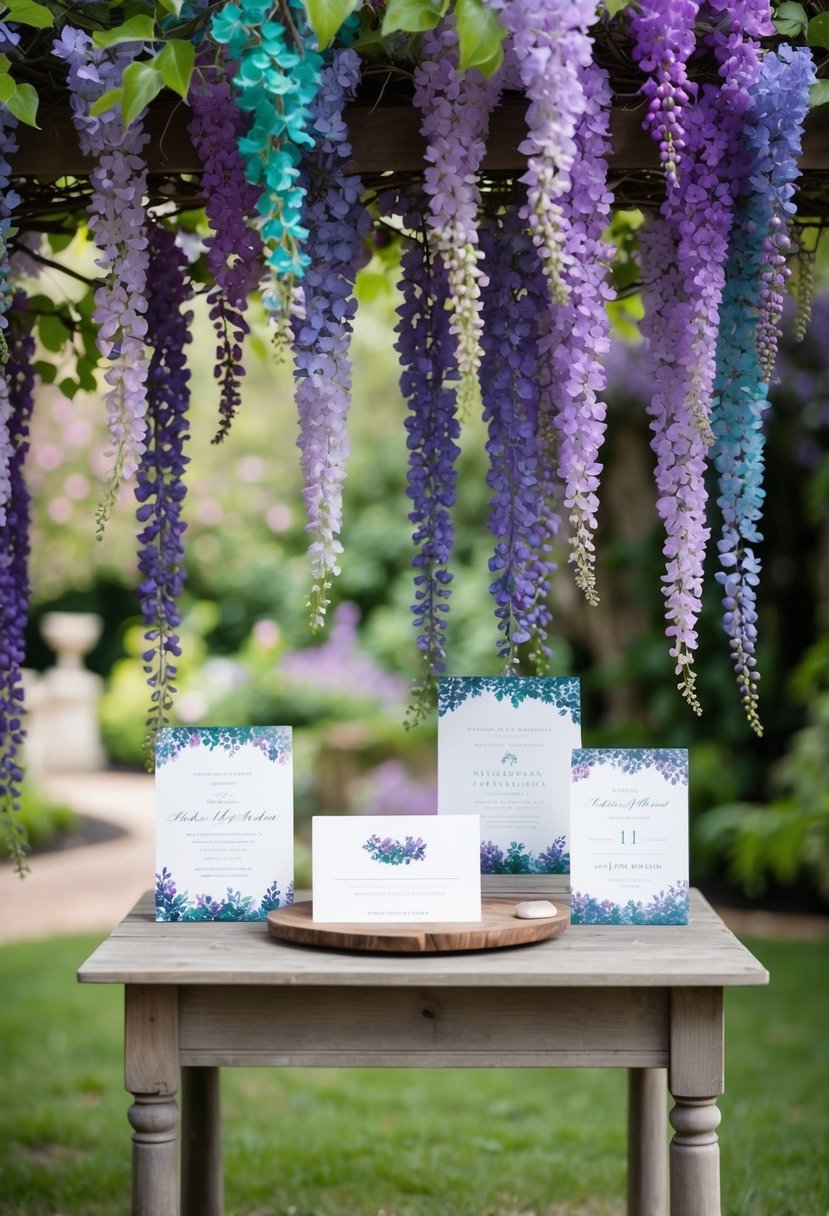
<box><xmin>78</xmin><ymin>889</ymin><xmax>768</xmax><ymax>1216</ymax></box>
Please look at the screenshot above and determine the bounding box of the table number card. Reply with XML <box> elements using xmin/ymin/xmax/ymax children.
<box><xmin>155</xmin><ymin>726</ymin><xmax>294</xmax><ymax>922</ymax></box>
<box><xmin>569</xmin><ymin>748</ymin><xmax>690</xmax><ymax>925</ymax></box>
<box><xmin>312</xmin><ymin>814</ymin><xmax>482</xmax><ymax>923</ymax></box>
<box><xmin>437</xmin><ymin>676</ymin><xmax>581</xmax><ymax>875</ymax></box>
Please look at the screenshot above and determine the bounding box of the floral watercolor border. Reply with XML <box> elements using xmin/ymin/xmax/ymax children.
<box><xmin>155</xmin><ymin>725</ymin><xmax>292</xmax><ymax>768</ymax></box>
<box><xmin>570</xmin><ymin>881</ymin><xmax>689</xmax><ymax>925</ymax></box>
<box><xmin>155</xmin><ymin>867</ymin><xmax>294</xmax><ymax>921</ymax></box>
<box><xmin>437</xmin><ymin>676</ymin><xmax>581</xmax><ymax>724</ymax></box>
<box><xmin>571</xmin><ymin>747</ymin><xmax>687</xmax><ymax>786</ymax></box>
<box><xmin>481</xmin><ymin>836</ymin><xmax>569</xmax><ymax>875</ymax></box>
<box><xmin>363</xmin><ymin>834</ymin><xmax>427</xmax><ymax>866</ymax></box>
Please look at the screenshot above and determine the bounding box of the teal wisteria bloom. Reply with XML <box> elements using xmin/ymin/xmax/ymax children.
<box><xmin>712</xmin><ymin>44</ymin><xmax>814</xmax><ymax>735</ymax></box>
<box><xmin>211</xmin><ymin>0</ymin><xmax>322</xmax><ymax>333</ymax></box>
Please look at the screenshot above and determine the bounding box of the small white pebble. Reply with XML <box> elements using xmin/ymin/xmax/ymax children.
<box><xmin>514</xmin><ymin>900</ymin><xmax>558</xmax><ymax>920</ymax></box>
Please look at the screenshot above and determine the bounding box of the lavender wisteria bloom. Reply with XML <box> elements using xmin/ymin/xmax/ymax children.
<box><xmin>292</xmin><ymin>48</ymin><xmax>370</xmax><ymax>631</ymax></box>
<box><xmin>0</xmin><ymin>303</ymin><xmax>34</xmax><ymax>874</ymax></box>
<box><xmin>488</xmin><ymin>0</ymin><xmax>595</xmax><ymax>305</ymax></box>
<box><xmin>54</xmin><ymin>26</ymin><xmax>150</xmax><ymax>532</ymax></box>
<box><xmin>136</xmin><ymin>223</ymin><xmax>192</xmax><ymax>764</ymax></box>
<box><xmin>629</xmin><ymin>0</ymin><xmax>699</xmax><ymax>202</ymax></box>
<box><xmin>188</xmin><ymin>52</ymin><xmax>264</xmax><ymax>442</ymax></box>
<box><xmin>413</xmin><ymin>18</ymin><xmax>501</xmax><ymax>413</ymax></box>
<box><xmin>393</xmin><ymin>194</ymin><xmax>461</xmax><ymax>720</ymax></box>
<box><xmin>545</xmin><ymin>59</ymin><xmax>614</xmax><ymax>606</ymax></box>
<box><xmin>0</xmin><ymin>107</ymin><xmax>19</xmax><ymax>528</ymax></box>
<box><xmin>712</xmin><ymin>45</ymin><xmax>814</xmax><ymax>734</ymax></box>
<box><xmin>640</xmin><ymin>217</ymin><xmax>709</xmax><ymax>714</ymax></box>
<box><xmin>480</xmin><ymin>206</ymin><xmax>551</xmax><ymax>668</ymax></box>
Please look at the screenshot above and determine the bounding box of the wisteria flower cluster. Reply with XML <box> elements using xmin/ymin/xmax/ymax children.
<box><xmin>292</xmin><ymin>48</ymin><xmax>370</xmax><ymax>630</ymax></box>
<box><xmin>136</xmin><ymin>224</ymin><xmax>193</xmax><ymax>764</ymax></box>
<box><xmin>0</xmin><ymin>106</ymin><xmax>19</xmax><ymax>529</ymax></box>
<box><xmin>187</xmin><ymin>53</ymin><xmax>264</xmax><ymax>442</ymax></box>
<box><xmin>413</xmin><ymin>18</ymin><xmax>501</xmax><ymax>412</ymax></box>
<box><xmin>211</xmin><ymin>0</ymin><xmax>323</xmax><ymax>334</ymax></box>
<box><xmin>54</xmin><ymin>27</ymin><xmax>151</xmax><ymax>532</ymax></box>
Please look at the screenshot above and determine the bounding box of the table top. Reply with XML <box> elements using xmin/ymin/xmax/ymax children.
<box><xmin>77</xmin><ymin>890</ymin><xmax>769</xmax><ymax>989</ymax></box>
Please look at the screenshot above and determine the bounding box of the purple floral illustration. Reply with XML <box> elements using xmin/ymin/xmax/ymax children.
<box><xmin>571</xmin><ymin>747</ymin><xmax>688</xmax><ymax>786</ymax></box>
<box><xmin>155</xmin><ymin>725</ymin><xmax>291</xmax><ymax>768</ymax></box>
<box><xmin>154</xmin><ymin>869</ymin><xmax>293</xmax><ymax>921</ymax></box>
<box><xmin>570</xmin><ymin>881</ymin><xmax>689</xmax><ymax>925</ymax></box>
<box><xmin>480</xmin><ymin>836</ymin><xmax>569</xmax><ymax>875</ymax></box>
<box><xmin>362</xmin><ymin>834</ymin><xmax>427</xmax><ymax>866</ymax></box>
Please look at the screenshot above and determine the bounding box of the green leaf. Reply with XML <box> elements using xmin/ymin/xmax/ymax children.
<box><xmin>4</xmin><ymin>0</ymin><xmax>54</xmax><ymax>28</ymax></box>
<box><xmin>381</xmin><ymin>0</ymin><xmax>443</xmax><ymax>36</ymax></box>
<box><xmin>58</xmin><ymin>377</ymin><xmax>80</xmax><ymax>400</ymax></box>
<box><xmin>38</xmin><ymin>312</ymin><xmax>71</xmax><ymax>353</ymax></box>
<box><xmin>5</xmin><ymin>82</ymin><xmax>39</xmax><ymax>128</ymax></box>
<box><xmin>0</xmin><ymin>73</ymin><xmax>15</xmax><ymax>103</ymax></box>
<box><xmin>120</xmin><ymin>60</ymin><xmax>165</xmax><ymax>127</ymax></box>
<box><xmin>33</xmin><ymin>359</ymin><xmax>57</xmax><ymax>385</ymax></box>
<box><xmin>600</xmin><ymin>0</ymin><xmax>630</xmax><ymax>14</ymax></box>
<box><xmin>807</xmin><ymin>11</ymin><xmax>829</xmax><ymax>48</ymax></box>
<box><xmin>47</xmin><ymin>230</ymin><xmax>75</xmax><ymax>253</ymax></box>
<box><xmin>92</xmin><ymin>14</ymin><xmax>155</xmax><ymax>47</ymax></box>
<box><xmin>773</xmin><ymin>1</ymin><xmax>808</xmax><ymax>37</ymax></box>
<box><xmin>809</xmin><ymin>77</ymin><xmax>829</xmax><ymax>108</ymax></box>
<box><xmin>154</xmin><ymin>38</ymin><xmax>195</xmax><ymax>97</ymax></box>
<box><xmin>302</xmin><ymin>0</ymin><xmax>359</xmax><ymax>49</ymax></box>
<box><xmin>157</xmin><ymin>0</ymin><xmax>186</xmax><ymax>14</ymax></box>
<box><xmin>89</xmin><ymin>86</ymin><xmax>123</xmax><ymax>118</ymax></box>
<box><xmin>455</xmin><ymin>0</ymin><xmax>506</xmax><ymax>76</ymax></box>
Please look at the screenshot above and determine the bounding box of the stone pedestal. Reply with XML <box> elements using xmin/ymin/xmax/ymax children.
<box><xmin>39</xmin><ymin>611</ymin><xmax>106</xmax><ymax>773</ymax></box>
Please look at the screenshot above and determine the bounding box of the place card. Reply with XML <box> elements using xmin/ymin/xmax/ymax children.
<box><xmin>312</xmin><ymin>814</ymin><xmax>482</xmax><ymax>923</ymax></box>
<box><xmin>154</xmin><ymin>726</ymin><xmax>294</xmax><ymax>922</ymax></box>
<box><xmin>437</xmin><ymin>676</ymin><xmax>581</xmax><ymax>875</ymax></box>
<box><xmin>569</xmin><ymin>748</ymin><xmax>690</xmax><ymax>925</ymax></box>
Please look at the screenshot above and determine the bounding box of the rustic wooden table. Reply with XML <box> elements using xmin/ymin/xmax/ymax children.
<box><xmin>78</xmin><ymin>889</ymin><xmax>768</xmax><ymax>1216</ymax></box>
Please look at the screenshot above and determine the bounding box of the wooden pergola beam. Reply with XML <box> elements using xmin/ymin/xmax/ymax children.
<box><xmin>11</xmin><ymin>101</ymin><xmax>829</xmax><ymax>179</ymax></box>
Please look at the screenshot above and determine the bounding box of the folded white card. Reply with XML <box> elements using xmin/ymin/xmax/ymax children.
<box><xmin>155</xmin><ymin>726</ymin><xmax>294</xmax><ymax>921</ymax></box>
<box><xmin>312</xmin><ymin>814</ymin><xmax>482</xmax><ymax>923</ymax></box>
<box><xmin>437</xmin><ymin>676</ymin><xmax>581</xmax><ymax>875</ymax></box>
<box><xmin>569</xmin><ymin>748</ymin><xmax>689</xmax><ymax>925</ymax></box>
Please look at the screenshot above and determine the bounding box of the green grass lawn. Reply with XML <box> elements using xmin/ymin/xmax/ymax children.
<box><xmin>0</xmin><ymin>932</ymin><xmax>826</xmax><ymax>1216</ymax></box>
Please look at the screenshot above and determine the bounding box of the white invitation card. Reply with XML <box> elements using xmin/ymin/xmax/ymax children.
<box><xmin>437</xmin><ymin>676</ymin><xmax>581</xmax><ymax>875</ymax></box>
<box><xmin>312</xmin><ymin>814</ymin><xmax>482</xmax><ymax>923</ymax></box>
<box><xmin>155</xmin><ymin>726</ymin><xmax>294</xmax><ymax>921</ymax></box>
<box><xmin>569</xmin><ymin>748</ymin><xmax>689</xmax><ymax>925</ymax></box>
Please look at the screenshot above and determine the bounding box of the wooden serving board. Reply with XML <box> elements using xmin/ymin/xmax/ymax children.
<box><xmin>267</xmin><ymin>896</ymin><xmax>569</xmax><ymax>953</ymax></box>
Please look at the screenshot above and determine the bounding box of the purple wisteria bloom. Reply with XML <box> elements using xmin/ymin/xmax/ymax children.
<box><xmin>54</xmin><ymin>26</ymin><xmax>151</xmax><ymax>531</ymax></box>
<box><xmin>414</xmin><ymin>17</ymin><xmax>502</xmax><ymax>412</ymax></box>
<box><xmin>136</xmin><ymin>223</ymin><xmax>192</xmax><ymax>764</ymax></box>
<box><xmin>392</xmin><ymin>192</ymin><xmax>461</xmax><ymax>721</ymax></box>
<box><xmin>480</xmin><ymin>205</ymin><xmax>551</xmax><ymax>667</ymax></box>
<box><xmin>0</xmin><ymin>302</ymin><xmax>34</xmax><ymax>874</ymax></box>
<box><xmin>292</xmin><ymin>48</ymin><xmax>371</xmax><ymax>630</ymax></box>
<box><xmin>188</xmin><ymin>52</ymin><xmax>264</xmax><ymax>442</ymax></box>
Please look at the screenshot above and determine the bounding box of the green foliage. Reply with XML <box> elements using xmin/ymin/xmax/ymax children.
<box><xmin>303</xmin><ymin>0</ymin><xmax>361</xmax><ymax>49</ymax></box>
<box><xmin>773</xmin><ymin>1</ymin><xmax>809</xmax><ymax>38</ymax></box>
<box><xmin>12</xmin><ymin>784</ymin><xmax>79</xmax><ymax>851</ymax></box>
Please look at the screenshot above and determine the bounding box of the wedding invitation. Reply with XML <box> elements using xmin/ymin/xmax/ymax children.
<box><xmin>437</xmin><ymin>676</ymin><xmax>581</xmax><ymax>875</ymax></box>
<box><xmin>312</xmin><ymin>814</ymin><xmax>482</xmax><ymax>923</ymax></box>
<box><xmin>154</xmin><ymin>725</ymin><xmax>294</xmax><ymax>921</ymax></box>
<box><xmin>569</xmin><ymin>748</ymin><xmax>689</xmax><ymax>925</ymax></box>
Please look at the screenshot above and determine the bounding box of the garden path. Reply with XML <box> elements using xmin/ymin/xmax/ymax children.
<box><xmin>1</xmin><ymin>769</ymin><xmax>827</xmax><ymax>944</ymax></box>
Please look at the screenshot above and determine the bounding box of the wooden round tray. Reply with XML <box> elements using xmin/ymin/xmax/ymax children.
<box><xmin>267</xmin><ymin>896</ymin><xmax>569</xmax><ymax>953</ymax></box>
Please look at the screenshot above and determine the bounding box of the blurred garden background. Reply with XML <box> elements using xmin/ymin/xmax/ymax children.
<box><xmin>12</xmin><ymin>228</ymin><xmax>829</xmax><ymax>913</ymax></box>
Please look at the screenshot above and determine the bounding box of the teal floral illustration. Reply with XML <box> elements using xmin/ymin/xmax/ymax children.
<box><xmin>480</xmin><ymin>836</ymin><xmax>569</xmax><ymax>875</ymax></box>
<box><xmin>363</xmin><ymin>834</ymin><xmax>427</xmax><ymax>866</ymax></box>
<box><xmin>437</xmin><ymin>676</ymin><xmax>581</xmax><ymax>723</ymax></box>
<box><xmin>571</xmin><ymin>747</ymin><xmax>687</xmax><ymax>786</ymax></box>
<box><xmin>501</xmin><ymin>751</ymin><xmax>518</xmax><ymax>765</ymax></box>
<box><xmin>570</xmin><ymin>881</ymin><xmax>689</xmax><ymax>925</ymax></box>
<box><xmin>155</xmin><ymin>868</ymin><xmax>294</xmax><ymax>920</ymax></box>
<box><xmin>155</xmin><ymin>725</ymin><xmax>291</xmax><ymax>768</ymax></box>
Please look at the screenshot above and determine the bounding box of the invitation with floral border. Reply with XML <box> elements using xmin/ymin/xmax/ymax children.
<box><xmin>436</xmin><ymin>676</ymin><xmax>581</xmax><ymax>875</ymax></box>
<box><xmin>154</xmin><ymin>726</ymin><xmax>294</xmax><ymax>922</ymax></box>
<box><xmin>569</xmin><ymin>748</ymin><xmax>689</xmax><ymax>925</ymax></box>
<box><xmin>312</xmin><ymin>814</ymin><xmax>482</xmax><ymax>923</ymax></box>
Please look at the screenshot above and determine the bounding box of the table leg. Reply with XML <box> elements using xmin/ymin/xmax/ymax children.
<box><xmin>125</xmin><ymin>985</ymin><xmax>180</xmax><ymax>1216</ymax></box>
<box><xmin>181</xmin><ymin>1066</ymin><xmax>223</xmax><ymax>1216</ymax></box>
<box><xmin>628</xmin><ymin>1067</ymin><xmax>669</xmax><ymax>1216</ymax></box>
<box><xmin>668</xmin><ymin>988</ymin><xmax>724</xmax><ymax>1216</ymax></box>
